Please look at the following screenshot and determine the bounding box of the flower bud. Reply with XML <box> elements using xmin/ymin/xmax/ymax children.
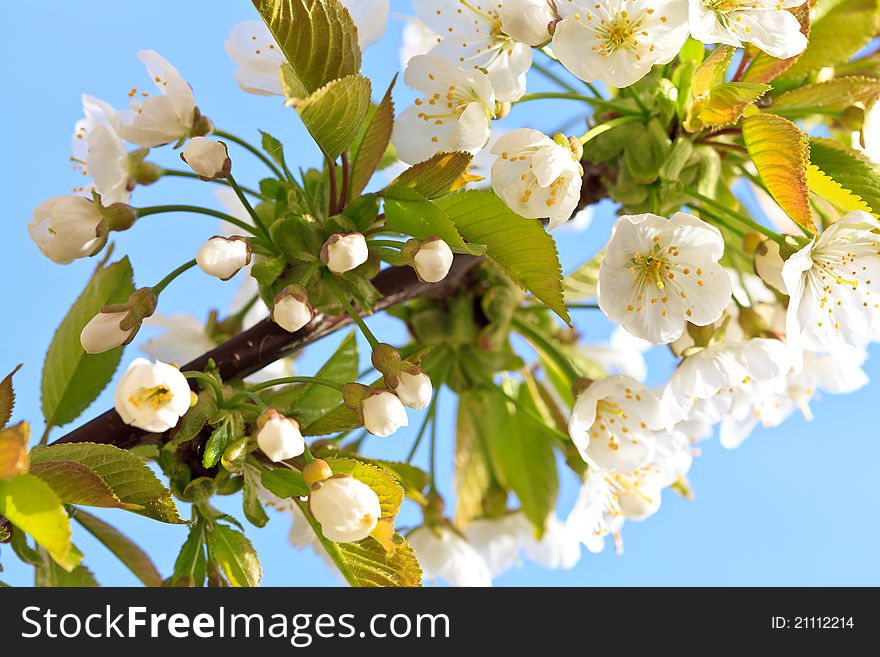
<box><xmin>255</xmin><ymin>409</ymin><xmax>305</xmax><ymax>462</ymax></box>
<box><xmin>181</xmin><ymin>137</ymin><xmax>231</xmax><ymax>180</ymax></box>
<box><xmin>28</xmin><ymin>196</ymin><xmax>106</xmax><ymax>264</ymax></box>
<box><xmin>309</xmin><ymin>475</ymin><xmax>382</xmax><ymax>543</ymax></box>
<box><xmin>221</xmin><ymin>436</ymin><xmax>249</xmax><ymax>472</ymax></box>
<box><xmin>393</xmin><ymin>369</ymin><xmax>433</xmax><ymax>410</ymax></box>
<box><xmin>196</xmin><ymin>236</ymin><xmax>251</xmax><ymax>280</ymax></box>
<box><xmin>303</xmin><ymin>458</ymin><xmax>334</xmax><ymax>487</ymax></box>
<box><xmin>500</xmin><ymin>0</ymin><xmax>558</xmax><ymax>46</ymax></box>
<box><xmin>405</xmin><ymin>238</ymin><xmax>454</xmax><ymax>283</ymax></box>
<box><xmin>321</xmin><ymin>233</ymin><xmax>369</xmax><ymax>274</ymax></box>
<box><xmin>80</xmin><ymin>287</ymin><xmax>157</xmax><ymax>354</ymax></box>
<box><xmin>362</xmin><ymin>390</ymin><xmax>409</xmax><ymax>436</ymax></box>
<box><xmin>114</xmin><ymin>358</ymin><xmax>191</xmax><ymax>433</ymax></box>
<box><xmin>272</xmin><ymin>284</ymin><xmax>314</xmax><ymax>333</ymax></box>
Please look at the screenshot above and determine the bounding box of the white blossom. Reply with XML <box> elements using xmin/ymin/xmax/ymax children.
<box><xmin>413</xmin><ymin>0</ymin><xmax>532</xmax><ymax>102</ymax></box>
<box><xmin>309</xmin><ymin>475</ymin><xmax>381</xmax><ymax>543</ymax></box>
<box><xmin>400</xmin><ymin>18</ymin><xmax>440</xmax><ymax>69</ymax></box>
<box><xmin>120</xmin><ymin>50</ymin><xmax>197</xmax><ymax>148</ymax></box>
<box><xmin>256</xmin><ymin>413</ymin><xmax>305</xmax><ymax>462</ymax></box>
<box><xmin>272</xmin><ymin>287</ymin><xmax>314</xmax><ymax>334</ymax></box>
<box><xmin>141</xmin><ymin>313</ymin><xmax>216</xmax><ymax>363</ymax></box>
<box><xmin>553</xmin><ymin>0</ymin><xmax>690</xmax><ymax>88</ymax></box>
<box><xmin>491</xmin><ymin>129</ymin><xmax>583</xmax><ymax>229</ymax></box>
<box><xmin>80</xmin><ymin>311</ymin><xmax>135</xmax><ymax>354</ymax></box>
<box><xmin>114</xmin><ymin>358</ymin><xmax>191</xmax><ymax>433</ymax></box>
<box><xmin>688</xmin><ymin>0</ymin><xmax>808</xmax><ymax>59</ymax></box>
<box><xmin>501</xmin><ymin>0</ymin><xmax>558</xmax><ymax>46</ymax></box>
<box><xmin>393</xmin><ymin>370</ymin><xmax>433</xmax><ymax>410</ymax></box>
<box><xmin>597</xmin><ymin>212</ymin><xmax>732</xmax><ymax>344</ymax></box>
<box><xmin>568</xmin><ymin>375</ymin><xmax>666</xmax><ymax>473</ymax></box>
<box><xmin>392</xmin><ymin>55</ymin><xmax>495</xmax><ymax>165</ymax></box>
<box><xmin>181</xmin><ymin>137</ymin><xmax>230</xmax><ymax>180</ymax></box>
<box><xmin>225</xmin><ymin>21</ymin><xmax>286</xmax><ymax>96</ymax></box>
<box><xmin>322</xmin><ymin>233</ymin><xmax>369</xmax><ymax>273</ymax></box>
<box><xmin>463</xmin><ymin>515</ymin><xmax>524</xmax><ymax>577</ymax></box>
<box><xmin>412</xmin><ymin>238</ymin><xmax>454</xmax><ymax>283</ymax></box>
<box><xmin>782</xmin><ymin>211</ymin><xmax>880</xmax><ymax>364</ymax></box>
<box><xmin>580</xmin><ymin>327</ymin><xmax>652</xmax><ymax>382</ymax></box>
<box><xmin>362</xmin><ymin>391</ymin><xmax>409</xmax><ymax>436</ymax></box>
<box><xmin>408</xmin><ymin>526</ymin><xmax>492</xmax><ymax>587</ymax></box>
<box><xmin>28</xmin><ymin>196</ymin><xmax>104</xmax><ymax>264</ymax></box>
<box><xmin>196</xmin><ymin>236</ymin><xmax>251</xmax><ymax>280</ymax></box>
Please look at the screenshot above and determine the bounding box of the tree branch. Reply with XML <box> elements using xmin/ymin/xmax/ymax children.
<box><xmin>51</xmin><ymin>256</ymin><xmax>482</xmax><ymax>450</ymax></box>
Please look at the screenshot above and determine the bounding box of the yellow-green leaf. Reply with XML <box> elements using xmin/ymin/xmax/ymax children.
<box><xmin>205</xmin><ymin>523</ymin><xmax>262</xmax><ymax>587</ymax></box>
<box><xmin>349</xmin><ymin>76</ymin><xmax>396</xmax><ymax>199</ymax></box>
<box><xmin>292</xmin><ymin>74</ymin><xmax>372</xmax><ymax>161</ymax></box>
<box><xmin>30</xmin><ymin>461</ymin><xmax>140</xmax><ymax>511</ymax></box>
<box><xmin>809</xmin><ymin>137</ymin><xmax>880</xmax><ymax>215</ymax></box>
<box><xmin>0</xmin><ymin>474</ymin><xmax>80</xmax><ymax>570</ymax></box>
<box><xmin>0</xmin><ymin>422</ymin><xmax>29</xmax><ymax>480</ymax></box>
<box><xmin>384</xmin><ymin>186</ymin><xmax>478</xmax><ymax>254</ymax></box>
<box><xmin>806</xmin><ymin>164</ymin><xmax>872</xmax><ymax>215</ymax></box>
<box><xmin>684</xmin><ymin>82</ymin><xmax>771</xmax><ymax>133</ymax></box>
<box><xmin>389</xmin><ymin>152</ymin><xmax>474</xmax><ymax>200</ymax></box>
<box><xmin>0</xmin><ymin>364</ymin><xmax>21</xmax><ymax>430</ymax></box>
<box><xmin>563</xmin><ymin>250</ymin><xmax>603</xmax><ymax>302</ymax></box>
<box><xmin>254</xmin><ymin>0</ymin><xmax>361</xmax><ymax>99</ymax></box>
<box><xmin>454</xmin><ymin>394</ymin><xmax>495</xmax><ymax>527</ymax></box>
<box><xmin>324</xmin><ymin>456</ymin><xmax>404</xmax><ymax>520</ymax></box>
<box><xmin>742</xmin><ymin>112</ymin><xmax>815</xmax><ymax>232</ymax></box>
<box><xmin>770</xmin><ymin>76</ymin><xmax>880</xmax><ymax>118</ymax></box>
<box><xmin>690</xmin><ymin>45</ymin><xmax>735</xmax><ymax>101</ymax></box>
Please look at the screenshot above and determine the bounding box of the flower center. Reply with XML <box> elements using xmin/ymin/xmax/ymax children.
<box><xmin>129</xmin><ymin>385</ymin><xmax>173</xmax><ymax>410</ymax></box>
<box><xmin>704</xmin><ymin>0</ymin><xmax>738</xmax><ymax>12</ymax></box>
<box><xmin>631</xmin><ymin>243</ymin><xmax>673</xmax><ymax>290</ymax></box>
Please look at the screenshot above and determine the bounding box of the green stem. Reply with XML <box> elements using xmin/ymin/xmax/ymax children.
<box><xmin>626</xmin><ymin>87</ymin><xmax>650</xmax><ymax>117</ymax></box>
<box><xmin>687</xmin><ymin>191</ymin><xmax>791</xmax><ymax>244</ymax></box>
<box><xmin>340</xmin><ymin>152</ymin><xmax>351</xmax><ymax>209</ymax></box>
<box><xmin>184</xmin><ymin>371</ymin><xmax>226</xmax><ymax>406</ymax></box>
<box><xmin>511</xmin><ymin>316</ymin><xmax>580</xmax><ymax>383</ymax></box>
<box><xmin>136</xmin><ymin>205</ymin><xmax>262</xmax><ymax>238</ymax></box>
<box><xmin>493</xmin><ymin>385</ymin><xmax>570</xmax><ymax>447</ymax></box>
<box><xmin>228</xmin><ymin>174</ymin><xmax>273</xmax><ymax>243</ymax></box>
<box><xmin>152</xmin><ymin>259</ymin><xmax>197</xmax><ymax>296</ymax></box>
<box><xmin>161</xmin><ymin>169</ymin><xmax>263</xmax><ymax>198</ymax></box>
<box><xmin>213</xmin><ymin>129</ymin><xmax>284</xmax><ymax>180</ymax></box>
<box><xmin>302</xmin><ymin>443</ymin><xmax>315</xmax><ymax>464</ymax></box>
<box><xmin>406</xmin><ymin>396</ymin><xmax>437</xmax><ymax>464</ymax></box>
<box><xmin>428</xmin><ymin>396</ymin><xmax>439</xmax><ymax>493</ymax></box>
<box><xmin>227</xmin><ymin>376</ymin><xmax>345</xmax><ymax>407</ymax></box>
<box><xmin>232</xmin><ymin>390</ymin><xmax>268</xmax><ymax>410</ymax></box>
<box><xmin>580</xmin><ymin>115</ymin><xmax>643</xmax><ymax>145</ymax></box>
<box><xmin>325</xmin><ymin>275</ymin><xmax>381</xmax><ymax>350</ymax></box>
<box><xmin>328</xmin><ymin>158</ymin><xmax>339</xmax><ymax>216</ymax></box>
<box><xmin>517</xmin><ymin>92</ymin><xmax>640</xmax><ymax>116</ymax></box>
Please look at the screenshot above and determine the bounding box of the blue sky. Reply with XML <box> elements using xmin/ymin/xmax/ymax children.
<box><xmin>1</xmin><ymin>1</ymin><xmax>878</xmax><ymax>587</ymax></box>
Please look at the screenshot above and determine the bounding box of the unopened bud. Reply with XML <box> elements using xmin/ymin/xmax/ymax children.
<box><xmin>196</xmin><ymin>235</ymin><xmax>251</xmax><ymax>280</ymax></box>
<box><xmin>321</xmin><ymin>233</ymin><xmax>369</xmax><ymax>274</ymax></box>
<box><xmin>403</xmin><ymin>238</ymin><xmax>454</xmax><ymax>283</ymax></box>
<box><xmin>255</xmin><ymin>408</ymin><xmax>305</xmax><ymax>462</ymax></box>
<box><xmin>303</xmin><ymin>459</ymin><xmax>334</xmax><ymax>487</ymax></box>
<box><xmin>181</xmin><ymin>137</ymin><xmax>231</xmax><ymax>181</ymax></box>
<box><xmin>80</xmin><ymin>287</ymin><xmax>157</xmax><ymax>354</ymax></box>
<box><xmin>272</xmin><ymin>284</ymin><xmax>314</xmax><ymax>333</ymax></box>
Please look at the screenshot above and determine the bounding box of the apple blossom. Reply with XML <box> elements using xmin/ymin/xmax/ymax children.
<box><xmin>597</xmin><ymin>212</ymin><xmax>733</xmax><ymax>344</ymax></box>
<box><xmin>321</xmin><ymin>233</ymin><xmax>369</xmax><ymax>273</ymax></box>
<box><xmin>553</xmin><ymin>0</ymin><xmax>690</xmax><ymax>88</ymax></box>
<box><xmin>272</xmin><ymin>285</ymin><xmax>314</xmax><ymax>333</ymax></box>
<box><xmin>181</xmin><ymin>137</ymin><xmax>230</xmax><ymax>180</ymax></box>
<box><xmin>408</xmin><ymin>526</ymin><xmax>492</xmax><ymax>587</ymax></box>
<box><xmin>413</xmin><ymin>0</ymin><xmax>532</xmax><ymax>102</ymax></box>
<box><xmin>28</xmin><ymin>196</ymin><xmax>105</xmax><ymax>264</ymax></box>
<box><xmin>568</xmin><ymin>375</ymin><xmax>666</xmax><ymax>473</ymax></box>
<box><xmin>114</xmin><ymin>358</ymin><xmax>191</xmax><ymax>433</ymax></box>
<box><xmin>491</xmin><ymin>129</ymin><xmax>583</xmax><ymax>229</ymax></box>
<box><xmin>121</xmin><ymin>50</ymin><xmax>203</xmax><ymax>148</ymax></box>
<box><xmin>196</xmin><ymin>236</ymin><xmax>251</xmax><ymax>280</ymax></box>
<box><xmin>688</xmin><ymin>0</ymin><xmax>808</xmax><ymax>59</ymax></box>
<box><xmin>255</xmin><ymin>409</ymin><xmax>305</xmax><ymax>462</ymax></box>
<box><xmin>392</xmin><ymin>55</ymin><xmax>495</xmax><ymax>165</ymax></box>
<box><xmin>501</xmin><ymin>0</ymin><xmax>559</xmax><ymax>46</ymax></box>
<box><xmin>782</xmin><ymin>210</ymin><xmax>880</xmax><ymax>363</ymax></box>
<box><xmin>309</xmin><ymin>475</ymin><xmax>382</xmax><ymax>543</ymax></box>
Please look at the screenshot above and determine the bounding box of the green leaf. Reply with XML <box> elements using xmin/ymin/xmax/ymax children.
<box><xmin>0</xmin><ymin>474</ymin><xmax>80</xmax><ymax>570</ymax></box>
<box><xmin>435</xmin><ymin>190</ymin><xmax>570</xmax><ymax>324</ymax></box>
<box><xmin>770</xmin><ymin>77</ymin><xmax>880</xmax><ymax>117</ymax></box>
<box><xmin>563</xmin><ymin>251</ymin><xmax>603</xmax><ymax>302</ymax></box>
<box><xmin>742</xmin><ymin>4</ymin><xmax>811</xmax><ymax>83</ymax></box>
<box><xmin>261</xmin><ymin>467</ymin><xmax>309</xmax><ymax>498</ymax></box>
<box><xmin>454</xmin><ymin>394</ymin><xmax>495</xmax><ymax>527</ymax></box>
<box><xmin>384</xmin><ymin>186</ymin><xmax>480</xmax><ymax>254</ymax></box>
<box><xmin>35</xmin><ymin>547</ymin><xmax>98</xmax><ymax>587</ymax></box>
<box><xmin>349</xmin><ymin>76</ymin><xmax>396</xmax><ymax>199</ymax></box>
<box><xmin>205</xmin><ymin>523</ymin><xmax>262</xmax><ymax>587</ymax></box>
<box><xmin>467</xmin><ymin>386</ymin><xmax>558</xmax><ymax>536</ymax></box>
<box><xmin>389</xmin><ymin>152</ymin><xmax>473</xmax><ymax>200</ymax></box>
<box><xmin>302</xmin><ymin>404</ymin><xmax>360</xmax><ymax>436</ymax></box>
<box><xmin>0</xmin><ymin>364</ymin><xmax>21</xmax><ymax>430</ymax></box>
<box><xmin>170</xmin><ymin>390</ymin><xmax>216</xmax><ymax>446</ymax></box>
<box><xmin>202</xmin><ymin>410</ymin><xmax>244</xmax><ymax>469</ymax></box>
<box><xmin>30</xmin><ymin>461</ymin><xmax>140</xmax><ymax>510</ymax></box>
<box><xmin>809</xmin><ymin>137</ymin><xmax>880</xmax><ymax>215</ymax></box>
<box><xmin>0</xmin><ymin>422</ymin><xmax>29</xmax><ymax>480</ymax></box>
<box><xmin>254</xmin><ymin>0</ymin><xmax>361</xmax><ymax>99</ymax></box>
<box><xmin>269</xmin><ymin>331</ymin><xmax>356</xmax><ymax>425</ymax></box>
<box><xmin>260</xmin><ymin>130</ymin><xmax>288</xmax><ymax>173</ymax></box>
<box><xmin>73</xmin><ymin>509</ymin><xmax>163</xmax><ymax>587</ymax></box>
<box><xmin>294</xmin><ymin>74</ymin><xmax>372</xmax><ymax>161</ymax></box>
<box><xmin>742</xmin><ymin>112</ymin><xmax>815</xmax><ymax>232</ymax></box>
<box><xmin>323</xmin><ymin>456</ymin><xmax>404</xmax><ymax>519</ymax></box>
<box><xmin>242</xmin><ymin>469</ymin><xmax>269</xmax><ymax>528</ymax></box>
<box><xmin>30</xmin><ymin>443</ymin><xmax>183</xmax><ymax>524</ymax></box>
<box><xmin>781</xmin><ymin>0</ymin><xmax>880</xmax><ymax>81</ymax></box>
<box><xmin>41</xmin><ymin>258</ymin><xmax>135</xmax><ymax>429</ymax></box>
<box><xmin>356</xmin><ymin>458</ymin><xmax>429</xmax><ymax>505</ymax></box>
<box><xmin>169</xmin><ymin>520</ymin><xmax>207</xmax><ymax>587</ymax></box>
<box><xmin>271</xmin><ymin>215</ymin><xmax>324</xmax><ymax>263</ymax></box>
<box><xmin>684</xmin><ymin>82</ymin><xmax>771</xmax><ymax>133</ymax></box>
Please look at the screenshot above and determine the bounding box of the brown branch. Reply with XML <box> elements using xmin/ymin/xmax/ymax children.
<box><xmin>51</xmin><ymin>256</ymin><xmax>481</xmax><ymax>450</ymax></box>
